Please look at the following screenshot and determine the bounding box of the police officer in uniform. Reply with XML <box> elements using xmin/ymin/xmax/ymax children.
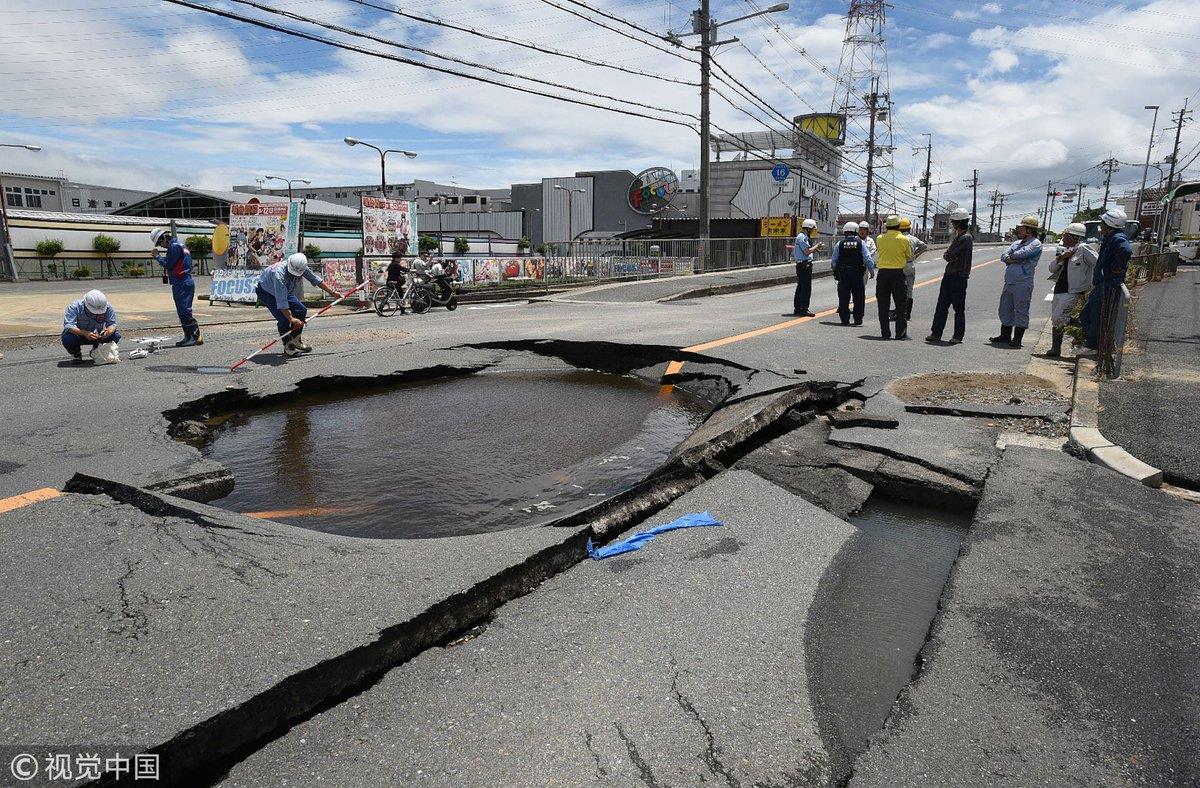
<box><xmin>792</xmin><ymin>218</ymin><xmax>823</xmax><ymax>316</ymax></box>
<box><xmin>831</xmin><ymin>221</ymin><xmax>875</xmax><ymax>325</ymax></box>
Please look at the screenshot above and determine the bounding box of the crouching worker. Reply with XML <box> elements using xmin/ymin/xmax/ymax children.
<box><xmin>255</xmin><ymin>253</ymin><xmax>343</xmax><ymax>357</ymax></box>
<box><xmin>62</xmin><ymin>289</ymin><xmax>121</xmax><ymax>363</ymax></box>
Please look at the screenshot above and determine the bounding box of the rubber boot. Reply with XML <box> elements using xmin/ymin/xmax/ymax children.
<box><xmin>989</xmin><ymin>325</ymin><xmax>1012</xmax><ymax>344</ymax></box>
<box><xmin>293</xmin><ymin>330</ymin><xmax>313</xmax><ymax>353</ymax></box>
<box><xmin>1045</xmin><ymin>327</ymin><xmax>1063</xmax><ymax>357</ymax></box>
<box><xmin>1010</xmin><ymin>326</ymin><xmax>1026</xmax><ymax>348</ymax></box>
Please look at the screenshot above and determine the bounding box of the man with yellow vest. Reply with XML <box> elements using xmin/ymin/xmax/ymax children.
<box><xmin>874</xmin><ymin>215</ymin><xmax>913</xmax><ymax>339</ymax></box>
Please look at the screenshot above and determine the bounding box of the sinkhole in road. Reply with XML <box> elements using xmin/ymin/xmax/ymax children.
<box><xmin>806</xmin><ymin>493</ymin><xmax>970</xmax><ymax>780</ymax></box>
<box><xmin>202</xmin><ymin>369</ymin><xmax>709</xmax><ymax>539</ymax></box>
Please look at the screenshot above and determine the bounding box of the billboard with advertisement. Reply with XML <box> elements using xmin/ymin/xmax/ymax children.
<box><xmin>228</xmin><ymin>203</ymin><xmax>300</xmax><ymax>269</ymax></box>
<box><xmin>210</xmin><ymin>269</ymin><xmax>261</xmax><ymax>303</ymax></box>
<box><xmin>760</xmin><ymin>216</ymin><xmax>796</xmax><ymax>238</ymax></box>
<box><xmin>628</xmin><ymin>167</ymin><xmax>680</xmax><ymax>214</ymax></box>
<box><xmin>361</xmin><ymin>197</ymin><xmax>417</xmax><ymax>258</ymax></box>
<box><xmin>322</xmin><ymin>259</ymin><xmax>359</xmax><ymax>299</ymax></box>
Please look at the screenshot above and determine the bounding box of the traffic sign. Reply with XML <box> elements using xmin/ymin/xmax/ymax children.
<box><xmin>771</xmin><ymin>164</ymin><xmax>790</xmax><ymax>182</ymax></box>
<box><xmin>1141</xmin><ymin>201</ymin><xmax>1162</xmax><ymax>216</ymax></box>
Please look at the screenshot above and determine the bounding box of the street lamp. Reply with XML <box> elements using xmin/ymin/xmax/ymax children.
<box><xmin>553</xmin><ymin>184</ymin><xmax>586</xmax><ymax>251</ymax></box>
<box><xmin>1136</xmin><ymin>105</ymin><xmax>1160</xmax><ymax>227</ymax></box>
<box><xmin>343</xmin><ymin>137</ymin><xmax>417</xmax><ymax>197</ymax></box>
<box><xmin>0</xmin><ymin>142</ymin><xmax>43</xmax><ymax>281</ymax></box>
<box><xmin>263</xmin><ymin>174</ymin><xmax>311</xmax><ymax>202</ymax></box>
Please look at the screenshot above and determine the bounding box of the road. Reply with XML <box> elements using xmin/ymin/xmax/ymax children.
<box><xmin>2</xmin><ymin>245</ymin><xmax>1196</xmax><ymax>786</ymax></box>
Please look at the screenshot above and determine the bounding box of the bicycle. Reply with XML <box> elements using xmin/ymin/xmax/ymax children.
<box><xmin>373</xmin><ymin>275</ymin><xmax>432</xmax><ymax>316</ymax></box>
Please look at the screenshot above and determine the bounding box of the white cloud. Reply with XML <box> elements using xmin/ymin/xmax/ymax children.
<box><xmin>921</xmin><ymin>32</ymin><xmax>956</xmax><ymax>50</ymax></box>
<box><xmin>987</xmin><ymin>49</ymin><xmax>1019</xmax><ymax>73</ymax></box>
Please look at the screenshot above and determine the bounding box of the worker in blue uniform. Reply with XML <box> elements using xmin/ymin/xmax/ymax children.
<box><xmin>990</xmin><ymin>215</ymin><xmax>1043</xmax><ymax>348</ymax></box>
<box><xmin>255</xmin><ymin>253</ymin><xmax>344</xmax><ymax>357</ymax></box>
<box><xmin>830</xmin><ymin>221</ymin><xmax>875</xmax><ymax>325</ymax></box>
<box><xmin>151</xmin><ymin>228</ymin><xmax>202</xmax><ymax>347</ymax></box>
<box><xmin>1080</xmin><ymin>208</ymin><xmax>1132</xmax><ymax>351</ymax></box>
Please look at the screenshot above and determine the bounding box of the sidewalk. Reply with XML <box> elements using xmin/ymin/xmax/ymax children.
<box><xmin>559</xmin><ymin>263</ymin><xmax>799</xmax><ymax>303</ymax></box>
<box><xmin>1098</xmin><ymin>265</ymin><xmax>1200</xmax><ymax>489</ymax></box>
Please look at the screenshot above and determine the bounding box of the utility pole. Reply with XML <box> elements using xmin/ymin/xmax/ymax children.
<box><xmin>1046</xmin><ymin>186</ymin><xmax>1056</xmax><ymax>232</ymax></box>
<box><xmin>996</xmin><ymin>192</ymin><xmax>1005</xmax><ymax>234</ymax></box>
<box><xmin>918</xmin><ymin>133</ymin><xmax>932</xmax><ymax>236</ymax></box>
<box><xmin>873</xmin><ymin>184</ymin><xmax>881</xmax><ymax>230</ymax></box>
<box><xmin>1099</xmin><ymin>157</ymin><xmax>1119</xmax><ymax>210</ymax></box>
<box><xmin>864</xmin><ymin>77</ymin><xmax>879</xmax><ymax>221</ymax></box>
<box><xmin>987</xmin><ymin>190</ymin><xmax>998</xmax><ymax>236</ymax></box>
<box><xmin>697</xmin><ymin>0</ymin><xmax>711</xmax><ymax>272</ymax></box>
<box><xmin>1136</xmin><ymin>105</ymin><xmax>1160</xmax><ymax>226</ymax></box>
<box><xmin>964</xmin><ymin>169</ymin><xmax>979</xmax><ymax>235</ymax></box>
<box><xmin>1042</xmin><ymin>180</ymin><xmax>1055</xmax><ymax>230</ymax></box>
<box><xmin>1164</xmin><ymin>99</ymin><xmax>1192</xmax><ymax>193</ymax></box>
<box><xmin>1075</xmin><ymin>183</ymin><xmax>1085</xmax><ymax>220</ymax></box>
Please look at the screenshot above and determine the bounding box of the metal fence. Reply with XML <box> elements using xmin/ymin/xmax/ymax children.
<box><xmin>13</xmin><ymin>256</ymin><xmax>217</xmax><ymax>281</ymax></box>
<box><xmin>536</xmin><ymin>236</ymin><xmax>821</xmax><ymax>273</ymax></box>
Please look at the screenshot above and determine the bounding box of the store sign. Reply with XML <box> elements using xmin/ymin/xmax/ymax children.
<box><xmin>210</xmin><ymin>269</ymin><xmax>261</xmax><ymax>303</ymax></box>
<box><xmin>628</xmin><ymin>167</ymin><xmax>679</xmax><ymax>214</ymax></box>
<box><xmin>760</xmin><ymin>216</ymin><xmax>796</xmax><ymax>238</ymax></box>
<box><xmin>1140</xmin><ymin>201</ymin><xmax>1163</xmax><ymax>216</ymax></box>
<box><xmin>796</xmin><ymin>113</ymin><xmax>847</xmax><ymax>146</ymax></box>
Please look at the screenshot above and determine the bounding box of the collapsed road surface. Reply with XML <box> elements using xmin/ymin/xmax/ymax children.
<box><xmin>2</xmin><ymin>245</ymin><xmax>1198</xmax><ymax>786</ymax></box>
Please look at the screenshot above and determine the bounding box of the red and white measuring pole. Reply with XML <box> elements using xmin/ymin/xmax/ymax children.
<box><xmin>229</xmin><ymin>280</ymin><xmax>369</xmax><ymax>371</ymax></box>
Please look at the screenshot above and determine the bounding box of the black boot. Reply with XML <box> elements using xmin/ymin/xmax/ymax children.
<box><xmin>1045</xmin><ymin>327</ymin><xmax>1063</xmax><ymax>357</ymax></box>
<box><xmin>989</xmin><ymin>325</ymin><xmax>1012</xmax><ymax>344</ymax></box>
<box><xmin>1010</xmin><ymin>326</ymin><xmax>1026</xmax><ymax>348</ymax></box>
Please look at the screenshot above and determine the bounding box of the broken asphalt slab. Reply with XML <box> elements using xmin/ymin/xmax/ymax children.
<box><xmin>904</xmin><ymin>400</ymin><xmax>1069</xmax><ymax>421</ymax></box>
<box><xmin>828</xmin><ymin>412</ymin><xmax>1000</xmax><ymax>486</ymax></box>
<box><xmin>219</xmin><ymin>470</ymin><xmax>856</xmax><ymax>787</ymax></box>
<box><xmin>0</xmin><ymin>481</ymin><xmax>593</xmax><ymax>784</ymax></box>
<box><xmin>852</xmin><ymin>445</ymin><xmax>1200</xmax><ymax>787</ymax></box>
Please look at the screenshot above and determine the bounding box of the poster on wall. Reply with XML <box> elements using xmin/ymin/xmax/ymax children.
<box><xmin>474</xmin><ymin>260</ymin><xmax>500</xmax><ymax>284</ymax></box>
<box><xmin>449</xmin><ymin>259</ymin><xmax>473</xmax><ymax>284</ymax></box>
<box><xmin>228</xmin><ymin>203</ymin><xmax>299</xmax><ymax>269</ymax></box>
<box><xmin>322</xmin><ymin>259</ymin><xmax>359</xmax><ymax>299</ymax></box>
<box><xmin>361</xmin><ymin>197</ymin><xmax>417</xmax><ymax>258</ymax></box>
<box><xmin>210</xmin><ymin>269</ymin><xmax>261</xmax><ymax>303</ymax></box>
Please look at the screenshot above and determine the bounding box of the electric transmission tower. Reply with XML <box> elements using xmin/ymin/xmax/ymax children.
<box><xmin>830</xmin><ymin>0</ymin><xmax>895</xmax><ymax>223</ymax></box>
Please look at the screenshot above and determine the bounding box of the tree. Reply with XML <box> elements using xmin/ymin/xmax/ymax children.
<box><xmin>186</xmin><ymin>235</ymin><xmax>213</xmax><ymax>273</ymax></box>
<box><xmin>35</xmin><ymin>239</ymin><xmax>64</xmax><ymax>279</ymax></box>
<box><xmin>92</xmin><ymin>234</ymin><xmax>120</xmax><ymax>277</ymax></box>
<box><xmin>1073</xmin><ymin>206</ymin><xmax>1103</xmax><ymax>223</ymax></box>
<box><xmin>517</xmin><ymin>236</ymin><xmax>530</xmax><ymax>254</ymax></box>
<box><xmin>418</xmin><ymin>235</ymin><xmax>438</xmax><ymax>253</ymax></box>
<box><xmin>303</xmin><ymin>243</ymin><xmax>323</xmax><ymax>261</ymax></box>
<box><xmin>453</xmin><ymin>236</ymin><xmax>470</xmax><ymax>254</ymax></box>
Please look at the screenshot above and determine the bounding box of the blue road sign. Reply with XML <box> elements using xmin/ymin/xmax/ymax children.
<box><xmin>771</xmin><ymin>164</ymin><xmax>790</xmax><ymax>182</ymax></box>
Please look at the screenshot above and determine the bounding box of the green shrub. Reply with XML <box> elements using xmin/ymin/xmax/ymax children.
<box><xmin>186</xmin><ymin>235</ymin><xmax>212</xmax><ymax>260</ymax></box>
<box><xmin>303</xmin><ymin>243</ymin><xmax>323</xmax><ymax>261</ymax></box>
<box><xmin>36</xmin><ymin>239</ymin><xmax>65</xmax><ymax>258</ymax></box>
<box><xmin>418</xmin><ymin>235</ymin><xmax>438</xmax><ymax>252</ymax></box>
<box><xmin>127</xmin><ymin>266</ymin><xmax>145</xmax><ymax>277</ymax></box>
<box><xmin>517</xmin><ymin>236</ymin><xmax>530</xmax><ymax>252</ymax></box>
<box><xmin>453</xmin><ymin>236</ymin><xmax>470</xmax><ymax>253</ymax></box>
<box><xmin>72</xmin><ymin>267</ymin><xmax>91</xmax><ymax>279</ymax></box>
<box><xmin>92</xmin><ymin>234</ymin><xmax>120</xmax><ymax>255</ymax></box>
<box><xmin>47</xmin><ymin>262</ymin><xmax>58</xmax><ymax>276</ymax></box>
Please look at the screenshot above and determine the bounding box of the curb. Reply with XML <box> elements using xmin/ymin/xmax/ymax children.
<box><xmin>1068</xmin><ymin>356</ymin><xmax>1164</xmax><ymax>487</ymax></box>
<box><xmin>659</xmin><ymin>268</ymin><xmax>828</xmax><ymax>302</ymax></box>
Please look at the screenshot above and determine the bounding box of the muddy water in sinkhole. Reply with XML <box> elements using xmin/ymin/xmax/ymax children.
<box><xmin>805</xmin><ymin>494</ymin><xmax>970</xmax><ymax>780</ymax></box>
<box><xmin>203</xmin><ymin>369</ymin><xmax>709</xmax><ymax>539</ymax></box>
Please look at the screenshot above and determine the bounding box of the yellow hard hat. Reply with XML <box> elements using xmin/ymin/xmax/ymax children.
<box><xmin>884</xmin><ymin>215</ymin><xmax>901</xmax><ymax>229</ymax></box>
<box><xmin>1018</xmin><ymin>215</ymin><xmax>1039</xmax><ymax>229</ymax></box>
<box><xmin>898</xmin><ymin>217</ymin><xmax>912</xmax><ymax>230</ymax></box>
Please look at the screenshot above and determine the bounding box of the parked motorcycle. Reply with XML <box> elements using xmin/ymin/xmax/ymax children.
<box><xmin>409</xmin><ymin>270</ymin><xmax>458</xmax><ymax>314</ymax></box>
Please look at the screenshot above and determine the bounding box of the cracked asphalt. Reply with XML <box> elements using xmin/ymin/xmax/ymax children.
<box><xmin>10</xmin><ymin>246</ymin><xmax>1195</xmax><ymax>785</ymax></box>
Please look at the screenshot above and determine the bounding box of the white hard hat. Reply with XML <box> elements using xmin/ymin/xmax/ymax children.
<box><xmin>858</xmin><ymin>221</ymin><xmax>870</xmax><ymax>230</ymax></box>
<box><xmin>949</xmin><ymin>209</ymin><xmax>970</xmax><ymax>222</ymax></box>
<box><xmin>1101</xmin><ymin>208</ymin><xmax>1127</xmax><ymax>229</ymax></box>
<box><xmin>842</xmin><ymin>221</ymin><xmax>860</xmax><ymax>233</ymax></box>
<box><xmin>801</xmin><ymin>218</ymin><xmax>817</xmax><ymax>229</ymax></box>
<box><xmin>286</xmin><ymin>252</ymin><xmax>309</xmax><ymax>276</ymax></box>
<box><xmin>149</xmin><ymin>228</ymin><xmax>169</xmax><ymax>245</ymax></box>
<box><xmin>84</xmin><ymin>289</ymin><xmax>108</xmax><ymax>315</ymax></box>
<box><xmin>1063</xmin><ymin>222</ymin><xmax>1087</xmax><ymax>238</ymax></box>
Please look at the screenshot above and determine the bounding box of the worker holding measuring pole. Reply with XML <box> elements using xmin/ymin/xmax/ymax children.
<box><xmin>255</xmin><ymin>253</ymin><xmax>344</xmax><ymax>357</ymax></box>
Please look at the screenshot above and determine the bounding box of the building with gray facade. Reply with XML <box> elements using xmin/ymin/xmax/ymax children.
<box><xmin>1</xmin><ymin>171</ymin><xmax>154</xmax><ymax>214</ymax></box>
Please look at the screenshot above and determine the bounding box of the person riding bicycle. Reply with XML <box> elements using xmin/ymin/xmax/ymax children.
<box><xmin>385</xmin><ymin>252</ymin><xmax>411</xmax><ymax>313</ymax></box>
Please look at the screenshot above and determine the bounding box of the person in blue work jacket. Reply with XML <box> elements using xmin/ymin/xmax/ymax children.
<box><xmin>831</xmin><ymin>221</ymin><xmax>875</xmax><ymax>326</ymax></box>
<box><xmin>1080</xmin><ymin>208</ymin><xmax>1132</xmax><ymax>351</ymax></box>
<box><xmin>255</xmin><ymin>253</ymin><xmax>343</xmax><ymax>358</ymax></box>
<box><xmin>792</xmin><ymin>218</ymin><xmax>824</xmax><ymax>316</ymax></box>
<box><xmin>151</xmin><ymin>228</ymin><xmax>202</xmax><ymax>347</ymax></box>
<box><xmin>990</xmin><ymin>215</ymin><xmax>1043</xmax><ymax>348</ymax></box>
<box><xmin>61</xmin><ymin>289</ymin><xmax>120</xmax><ymax>363</ymax></box>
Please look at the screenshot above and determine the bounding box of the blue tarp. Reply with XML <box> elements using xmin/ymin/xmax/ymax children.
<box><xmin>586</xmin><ymin>512</ymin><xmax>724</xmax><ymax>560</ymax></box>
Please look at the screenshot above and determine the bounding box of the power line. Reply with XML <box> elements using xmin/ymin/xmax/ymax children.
<box><xmin>159</xmin><ymin>0</ymin><xmax>698</xmax><ymax>130</ymax></box>
<box><xmin>345</xmin><ymin>0</ymin><xmax>698</xmax><ymax>87</ymax></box>
<box><xmin>529</xmin><ymin>0</ymin><xmax>698</xmax><ymax>62</ymax></box>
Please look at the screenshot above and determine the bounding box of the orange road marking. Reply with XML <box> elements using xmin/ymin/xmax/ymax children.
<box><xmin>0</xmin><ymin>488</ymin><xmax>63</xmax><ymax>515</ymax></box>
<box><xmin>663</xmin><ymin>257</ymin><xmax>1002</xmax><ymax>380</ymax></box>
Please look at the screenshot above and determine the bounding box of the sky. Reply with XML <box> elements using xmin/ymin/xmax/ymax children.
<box><xmin>1</xmin><ymin>0</ymin><xmax>1198</xmax><ymax>226</ymax></box>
